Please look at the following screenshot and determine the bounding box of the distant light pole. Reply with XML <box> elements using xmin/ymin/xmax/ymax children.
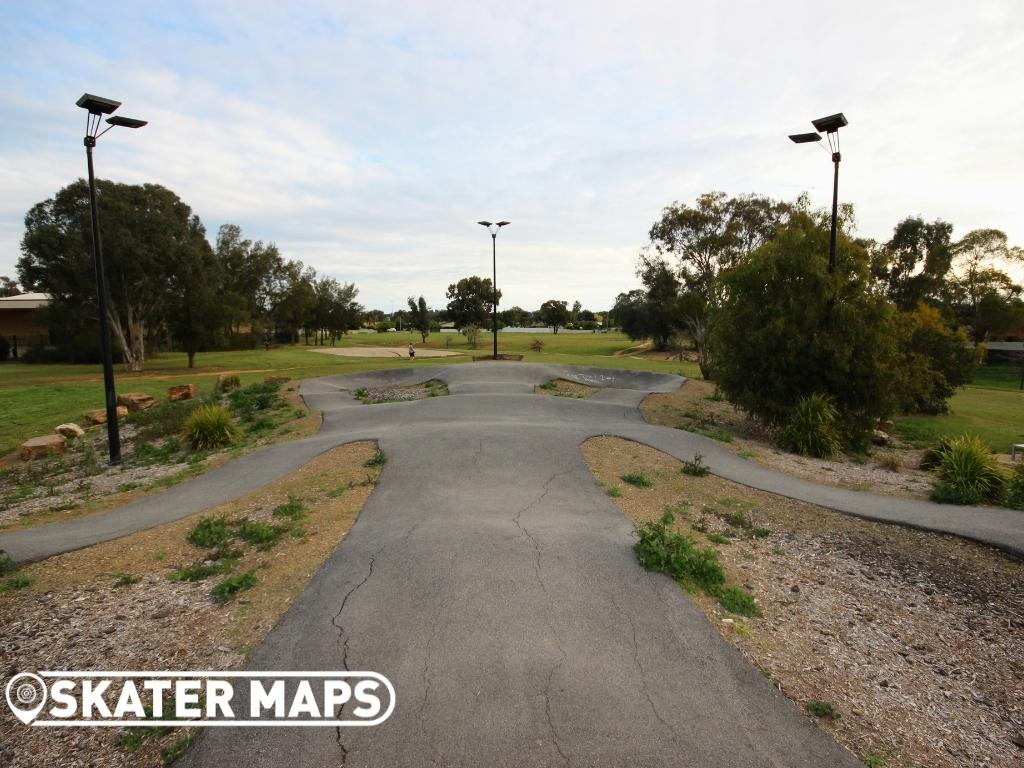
<box><xmin>789</xmin><ymin>112</ymin><xmax>848</xmax><ymax>274</ymax></box>
<box><xmin>76</xmin><ymin>94</ymin><xmax>147</xmax><ymax>465</ymax></box>
<box><xmin>477</xmin><ymin>220</ymin><xmax>510</xmax><ymax>359</ymax></box>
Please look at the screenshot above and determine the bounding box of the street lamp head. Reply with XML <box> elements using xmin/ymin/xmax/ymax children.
<box><xmin>106</xmin><ymin>116</ymin><xmax>148</xmax><ymax>129</ymax></box>
<box><xmin>76</xmin><ymin>94</ymin><xmax>121</xmax><ymax>115</ymax></box>
<box><xmin>478</xmin><ymin>221</ymin><xmax>493</xmax><ymax>227</ymax></box>
<box><xmin>789</xmin><ymin>132</ymin><xmax>822</xmax><ymax>144</ymax></box>
<box><xmin>811</xmin><ymin>113</ymin><xmax>848</xmax><ymax>133</ymax></box>
<box><xmin>496</xmin><ymin>221</ymin><xmax>510</xmax><ymax>227</ymax></box>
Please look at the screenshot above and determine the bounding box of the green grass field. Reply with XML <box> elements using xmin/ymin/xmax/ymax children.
<box><xmin>0</xmin><ymin>331</ymin><xmax>1020</xmax><ymax>456</ymax></box>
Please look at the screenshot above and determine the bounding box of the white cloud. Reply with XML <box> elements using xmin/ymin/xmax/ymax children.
<box><xmin>1</xmin><ymin>0</ymin><xmax>1022</xmax><ymax>307</ymax></box>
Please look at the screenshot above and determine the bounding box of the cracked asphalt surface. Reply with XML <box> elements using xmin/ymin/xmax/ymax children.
<box><xmin>176</xmin><ymin>363</ymin><xmax>861</xmax><ymax>767</ymax></box>
<box><xmin>6</xmin><ymin>362</ymin><xmax>1021</xmax><ymax>766</ymax></box>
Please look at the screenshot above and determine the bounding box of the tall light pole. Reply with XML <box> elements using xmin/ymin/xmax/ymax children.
<box><xmin>789</xmin><ymin>112</ymin><xmax>848</xmax><ymax>274</ymax></box>
<box><xmin>76</xmin><ymin>94</ymin><xmax>147</xmax><ymax>465</ymax></box>
<box><xmin>477</xmin><ymin>220</ymin><xmax>510</xmax><ymax>359</ymax></box>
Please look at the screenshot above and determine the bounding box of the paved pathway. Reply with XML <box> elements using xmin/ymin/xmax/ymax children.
<box><xmin>3</xmin><ymin>363</ymin><xmax>1021</xmax><ymax>766</ymax></box>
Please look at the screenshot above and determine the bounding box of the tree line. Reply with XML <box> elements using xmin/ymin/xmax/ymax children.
<box><xmin>616</xmin><ymin>191</ymin><xmax>1023</xmax><ymax>448</ymax></box>
<box><xmin>16</xmin><ymin>180</ymin><xmax>364</xmax><ymax>369</ymax></box>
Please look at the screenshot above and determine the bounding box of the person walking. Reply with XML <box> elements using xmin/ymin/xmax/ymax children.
<box><xmin>408</xmin><ymin>342</ymin><xmax>416</xmax><ymax>361</ymax></box>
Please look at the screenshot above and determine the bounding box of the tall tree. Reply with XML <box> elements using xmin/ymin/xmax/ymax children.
<box><xmin>407</xmin><ymin>296</ymin><xmax>431</xmax><ymax>343</ymax></box>
<box><xmin>871</xmin><ymin>217</ymin><xmax>953</xmax><ymax>310</ymax></box>
<box><xmin>166</xmin><ymin>217</ymin><xmax>226</xmax><ymax>368</ymax></box>
<box><xmin>945</xmin><ymin>229</ymin><xmax>1023</xmax><ymax>341</ymax></box>
<box><xmin>538</xmin><ymin>299</ymin><xmax>571</xmax><ymax>334</ymax></box>
<box><xmin>0</xmin><ymin>276</ymin><xmax>19</xmax><ymax>297</ymax></box>
<box><xmin>445</xmin><ymin>275</ymin><xmax>501</xmax><ymax>329</ymax></box>
<box><xmin>215</xmin><ymin>223</ymin><xmax>283</xmax><ymax>337</ymax></box>
<box><xmin>19</xmin><ymin>180</ymin><xmax>210</xmax><ymax>371</ymax></box>
<box><xmin>613</xmin><ymin>254</ymin><xmax>684</xmax><ymax>352</ymax></box>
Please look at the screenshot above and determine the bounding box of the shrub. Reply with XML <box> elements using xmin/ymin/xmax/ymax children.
<box><xmin>167</xmin><ymin>561</ymin><xmax>233</xmax><ymax>582</ymax></box>
<box><xmin>210</xmin><ymin>571</ymin><xmax>257</xmax><ymax>603</ymax></box>
<box><xmin>634</xmin><ymin>512</ymin><xmax>725</xmax><ymax>591</ymax></box>
<box><xmin>682</xmin><ymin>453</ymin><xmax>710</xmax><ymax>477</ymax></box>
<box><xmin>128</xmin><ymin>400</ymin><xmax>200</xmax><ymax>442</ymax></box>
<box><xmin>2</xmin><ymin>572</ymin><xmax>31</xmax><ymax>591</ymax></box>
<box><xmin>777</xmin><ymin>393</ymin><xmax>841</xmax><ymax>458</ymax></box>
<box><xmin>621</xmin><ymin>472</ymin><xmax>653</xmax><ymax>488</ymax></box>
<box><xmin>0</xmin><ymin>551</ymin><xmax>16</xmax><ymax>576</ymax></box>
<box><xmin>187</xmin><ymin>516</ymin><xmax>231</xmax><ymax>548</ymax></box>
<box><xmin>606</xmin><ymin>485</ymin><xmax>622</xmax><ymax>498</ymax></box>
<box><xmin>928</xmin><ymin>434</ymin><xmax>1007</xmax><ymax>505</ymax></box>
<box><xmin>365</xmin><ymin>449</ymin><xmax>387</xmax><ymax>469</ymax></box>
<box><xmin>716</xmin><ymin>585</ymin><xmax>761</xmax><ymax>617</ymax></box>
<box><xmin>272</xmin><ymin>496</ymin><xmax>306</xmax><ymax>520</ymax></box>
<box><xmin>182</xmin><ymin>404</ymin><xmax>239</xmax><ymax>451</ymax></box>
<box><xmin>227</xmin><ymin>381</ymin><xmax>282</xmax><ymax>421</ymax></box>
<box><xmin>920</xmin><ymin>436</ymin><xmax>955</xmax><ymax>470</ymax></box>
<box><xmin>235</xmin><ymin>520</ymin><xmax>285</xmax><ymax>548</ymax></box>
<box><xmin>216</xmin><ymin>374</ymin><xmax>241</xmax><ymax>393</ymax></box>
<box><xmin>530</xmin><ymin>338</ymin><xmax>544</xmax><ymax>352</ymax></box>
<box><xmin>805</xmin><ymin>700</ymin><xmax>840</xmax><ymax>720</ymax></box>
<box><xmin>1007</xmin><ymin>465</ymin><xmax>1024</xmax><ymax>510</ymax></box>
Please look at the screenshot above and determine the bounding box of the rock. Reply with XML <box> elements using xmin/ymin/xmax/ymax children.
<box><xmin>20</xmin><ymin>434</ymin><xmax>67</xmax><ymax>461</ymax></box>
<box><xmin>117</xmin><ymin>392</ymin><xmax>155</xmax><ymax>411</ymax></box>
<box><xmin>85</xmin><ymin>406</ymin><xmax>129</xmax><ymax>424</ymax></box>
<box><xmin>167</xmin><ymin>384</ymin><xmax>199</xmax><ymax>401</ymax></box>
<box><xmin>790</xmin><ymin>583</ymin><xmax>801</xmax><ymax>593</ymax></box>
<box><xmin>54</xmin><ymin>423</ymin><xmax>85</xmax><ymax>439</ymax></box>
<box><xmin>149</xmin><ymin>607</ymin><xmax>174</xmax><ymax>620</ymax></box>
<box><xmin>872</xmin><ymin>429</ymin><xmax>890</xmax><ymax>446</ymax></box>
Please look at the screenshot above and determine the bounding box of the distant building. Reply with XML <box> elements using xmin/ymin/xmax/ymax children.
<box><xmin>0</xmin><ymin>292</ymin><xmax>50</xmax><ymax>355</ymax></box>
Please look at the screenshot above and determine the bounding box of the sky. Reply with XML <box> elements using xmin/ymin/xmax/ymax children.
<box><xmin>0</xmin><ymin>0</ymin><xmax>1021</xmax><ymax>312</ymax></box>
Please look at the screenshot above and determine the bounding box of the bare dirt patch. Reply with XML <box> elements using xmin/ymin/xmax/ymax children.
<box><xmin>583</xmin><ymin>436</ymin><xmax>1024</xmax><ymax>768</ymax></box>
<box><xmin>0</xmin><ymin>440</ymin><xmax>380</xmax><ymax>768</ymax></box>
<box><xmin>641</xmin><ymin>379</ymin><xmax>936</xmax><ymax>499</ymax></box>
<box><xmin>535</xmin><ymin>378</ymin><xmax>597</xmax><ymax>399</ymax></box>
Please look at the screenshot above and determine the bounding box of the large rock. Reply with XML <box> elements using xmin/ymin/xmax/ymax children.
<box><xmin>85</xmin><ymin>406</ymin><xmax>129</xmax><ymax>425</ymax></box>
<box><xmin>167</xmin><ymin>384</ymin><xmax>199</xmax><ymax>402</ymax></box>
<box><xmin>54</xmin><ymin>423</ymin><xmax>85</xmax><ymax>439</ymax></box>
<box><xmin>117</xmin><ymin>392</ymin><xmax>155</xmax><ymax>411</ymax></box>
<box><xmin>20</xmin><ymin>434</ymin><xmax>67</xmax><ymax>461</ymax></box>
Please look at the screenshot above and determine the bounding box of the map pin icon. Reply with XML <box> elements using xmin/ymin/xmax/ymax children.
<box><xmin>5</xmin><ymin>673</ymin><xmax>48</xmax><ymax>725</ymax></box>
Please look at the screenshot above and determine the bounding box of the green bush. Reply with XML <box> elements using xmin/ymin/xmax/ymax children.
<box><xmin>682</xmin><ymin>453</ymin><xmax>710</xmax><ymax>477</ymax></box>
<box><xmin>1007</xmin><ymin>465</ymin><xmax>1024</xmax><ymax>510</ymax></box>
<box><xmin>716</xmin><ymin>585</ymin><xmax>761</xmax><ymax>617</ymax></box>
<box><xmin>920</xmin><ymin>436</ymin><xmax>955</xmax><ymax>470</ymax></box>
<box><xmin>210</xmin><ymin>571</ymin><xmax>257</xmax><ymax>602</ymax></box>
<box><xmin>235</xmin><ymin>520</ymin><xmax>285</xmax><ymax>548</ymax></box>
<box><xmin>928</xmin><ymin>434</ymin><xmax>1007</xmax><ymax>505</ymax></box>
<box><xmin>182</xmin><ymin>404</ymin><xmax>239</xmax><ymax>451</ymax></box>
<box><xmin>634</xmin><ymin>512</ymin><xmax>725</xmax><ymax>591</ymax></box>
<box><xmin>805</xmin><ymin>700</ymin><xmax>839</xmax><ymax>720</ymax></box>
<box><xmin>228</xmin><ymin>381</ymin><xmax>282</xmax><ymax>421</ymax></box>
<box><xmin>167</xmin><ymin>561</ymin><xmax>234</xmax><ymax>582</ymax></box>
<box><xmin>187</xmin><ymin>516</ymin><xmax>231</xmax><ymax>548</ymax></box>
<box><xmin>272</xmin><ymin>496</ymin><xmax>306</xmax><ymax>520</ymax></box>
<box><xmin>365</xmin><ymin>449</ymin><xmax>387</xmax><ymax>469</ymax></box>
<box><xmin>777</xmin><ymin>393</ymin><xmax>842</xmax><ymax>458</ymax></box>
<box><xmin>128</xmin><ymin>400</ymin><xmax>200</xmax><ymax>442</ymax></box>
<box><xmin>621</xmin><ymin>472</ymin><xmax>653</xmax><ymax>488</ymax></box>
<box><xmin>0</xmin><ymin>551</ymin><xmax>16</xmax><ymax>576</ymax></box>
<box><xmin>2</xmin><ymin>572</ymin><xmax>31</xmax><ymax>591</ymax></box>
<box><xmin>216</xmin><ymin>374</ymin><xmax>241</xmax><ymax>393</ymax></box>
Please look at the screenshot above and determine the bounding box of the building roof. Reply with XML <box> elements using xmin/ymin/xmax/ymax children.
<box><xmin>0</xmin><ymin>292</ymin><xmax>50</xmax><ymax>309</ymax></box>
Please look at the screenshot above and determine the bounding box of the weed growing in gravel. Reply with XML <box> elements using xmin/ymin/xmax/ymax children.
<box><xmin>1008</xmin><ymin>465</ymin><xmax>1024</xmax><ymax>510</ymax></box>
<box><xmin>805</xmin><ymin>700</ymin><xmax>840</xmax><ymax>719</ymax></box>
<box><xmin>112</xmin><ymin>572</ymin><xmax>140</xmax><ymax>588</ymax></box>
<box><xmin>228</xmin><ymin>381</ymin><xmax>284</xmax><ymax>421</ymax></box>
<box><xmin>606</xmin><ymin>485</ymin><xmax>622</xmax><ymax>498</ymax></box>
<box><xmin>167</xmin><ymin>561</ymin><xmax>235</xmax><ymax>583</ymax></box>
<box><xmin>235</xmin><ymin>520</ymin><xmax>286</xmax><ymax>549</ymax></box>
<box><xmin>211</xmin><ymin>570</ymin><xmax>257</xmax><ymax>603</ymax></box>
<box><xmin>187</xmin><ymin>516</ymin><xmax>231</xmax><ymax>548</ymax></box>
<box><xmin>716</xmin><ymin>585</ymin><xmax>761</xmax><ymax>617</ymax></box>
<box><xmin>353</xmin><ymin>387</ymin><xmax>369</xmax><ymax>401</ymax></box>
<box><xmin>707</xmin><ymin>533</ymin><xmax>731</xmax><ymax>545</ymax></box>
<box><xmin>161</xmin><ymin>731</ymin><xmax>195</xmax><ymax>766</ymax></box>
<box><xmin>860</xmin><ymin>752</ymin><xmax>885</xmax><ymax>767</ymax></box>
<box><xmin>272</xmin><ymin>495</ymin><xmax>306</xmax><ymax>520</ymax></box>
<box><xmin>327</xmin><ymin>483</ymin><xmax>350</xmax><ymax>498</ymax></box>
<box><xmin>0</xmin><ymin>551</ymin><xmax>15</xmax><ymax>576</ymax></box>
<box><xmin>2</xmin><ymin>572</ymin><xmax>31</xmax><ymax>591</ymax></box>
<box><xmin>365</xmin><ymin>449</ymin><xmax>387</xmax><ymax>469</ymax></box>
<box><xmin>682</xmin><ymin>454</ymin><xmax>710</xmax><ymax>477</ymax></box>
<box><xmin>621</xmin><ymin>472</ymin><xmax>653</xmax><ymax>488</ymax></box>
<box><xmin>724</xmin><ymin>509</ymin><xmax>752</xmax><ymax>529</ymax></box>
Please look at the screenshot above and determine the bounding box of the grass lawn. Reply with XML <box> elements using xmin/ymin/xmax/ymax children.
<box><xmin>894</xmin><ymin>385</ymin><xmax>1024</xmax><ymax>452</ymax></box>
<box><xmin>0</xmin><ymin>332</ymin><xmax>698</xmax><ymax>455</ymax></box>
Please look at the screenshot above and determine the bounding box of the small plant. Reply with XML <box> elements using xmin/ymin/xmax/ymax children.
<box><xmin>210</xmin><ymin>570</ymin><xmax>257</xmax><ymax>603</ymax></box>
<box><xmin>716</xmin><ymin>585</ymin><xmax>761</xmax><ymax>617</ymax></box>
<box><xmin>365</xmin><ymin>449</ymin><xmax>387</xmax><ymax>469</ymax></box>
<box><xmin>530</xmin><ymin>338</ymin><xmax>544</xmax><ymax>352</ymax></box>
<box><xmin>620</xmin><ymin>471</ymin><xmax>653</xmax><ymax>488</ymax></box>
<box><xmin>805</xmin><ymin>700</ymin><xmax>839</xmax><ymax>720</ymax></box>
<box><xmin>272</xmin><ymin>496</ymin><xmax>306</xmax><ymax>520</ymax></box>
<box><xmin>217</xmin><ymin>374</ymin><xmax>242</xmax><ymax>393</ymax></box>
<box><xmin>2</xmin><ymin>572</ymin><xmax>31</xmax><ymax>591</ymax></box>
<box><xmin>682</xmin><ymin>453</ymin><xmax>710</xmax><ymax>477</ymax></box>
<box><xmin>1007</xmin><ymin>465</ymin><xmax>1024</xmax><ymax>510</ymax></box>
<box><xmin>327</xmin><ymin>483</ymin><xmax>349</xmax><ymax>498</ymax></box>
<box><xmin>861</xmin><ymin>752</ymin><xmax>885</xmax><ymax>768</ymax></box>
<box><xmin>235</xmin><ymin>519</ymin><xmax>285</xmax><ymax>549</ymax></box>
<box><xmin>771</xmin><ymin>544</ymin><xmax>785</xmax><ymax>556</ymax></box>
<box><xmin>227</xmin><ymin>381</ymin><xmax>283</xmax><ymax>421</ymax></box>
<box><xmin>167</xmin><ymin>560</ymin><xmax>234</xmax><ymax>582</ymax></box>
<box><xmin>724</xmin><ymin>509</ymin><xmax>752</xmax><ymax>529</ymax></box>
<box><xmin>112</xmin><ymin>572</ymin><xmax>140</xmax><ymax>588</ymax></box>
<box><xmin>634</xmin><ymin>512</ymin><xmax>725</xmax><ymax>591</ymax></box>
<box><xmin>182</xmin><ymin>404</ymin><xmax>239</xmax><ymax>451</ymax></box>
<box><xmin>606</xmin><ymin>485</ymin><xmax>622</xmax><ymax>498</ymax></box>
<box><xmin>129</xmin><ymin>400</ymin><xmax>201</xmax><ymax>442</ymax></box>
<box><xmin>116</xmin><ymin>482</ymin><xmax>141</xmax><ymax>493</ymax></box>
<box><xmin>751</xmin><ymin>527</ymin><xmax>771</xmax><ymax>538</ymax></box>
<box><xmin>777</xmin><ymin>393</ymin><xmax>841</xmax><ymax>458</ymax></box>
<box><xmin>161</xmin><ymin>730</ymin><xmax>195</xmax><ymax>765</ymax></box>
<box><xmin>876</xmin><ymin>454</ymin><xmax>902</xmax><ymax>472</ymax></box>
<box><xmin>187</xmin><ymin>516</ymin><xmax>231</xmax><ymax>548</ymax></box>
<box><xmin>707</xmin><ymin>533</ymin><xmax>731</xmax><ymax>545</ymax></box>
<box><xmin>928</xmin><ymin>434</ymin><xmax>1007</xmax><ymax>505</ymax></box>
<box><xmin>352</xmin><ymin>387</ymin><xmax>369</xmax><ymax>400</ymax></box>
<box><xmin>0</xmin><ymin>551</ymin><xmax>16</xmax><ymax>576</ymax></box>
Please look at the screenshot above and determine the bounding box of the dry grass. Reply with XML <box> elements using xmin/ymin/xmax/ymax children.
<box><xmin>583</xmin><ymin>436</ymin><xmax>1024</xmax><ymax>768</ymax></box>
<box><xmin>0</xmin><ymin>440</ymin><xmax>378</xmax><ymax>768</ymax></box>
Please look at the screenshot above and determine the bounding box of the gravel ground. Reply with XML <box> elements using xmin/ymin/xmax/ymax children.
<box><xmin>357</xmin><ymin>379</ymin><xmax>448</xmax><ymax>404</ymax></box>
<box><xmin>0</xmin><ymin>441</ymin><xmax>378</xmax><ymax>768</ymax></box>
<box><xmin>583</xmin><ymin>436</ymin><xmax>1024</xmax><ymax>768</ymax></box>
<box><xmin>641</xmin><ymin>378</ymin><xmax>939</xmax><ymax>499</ymax></box>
